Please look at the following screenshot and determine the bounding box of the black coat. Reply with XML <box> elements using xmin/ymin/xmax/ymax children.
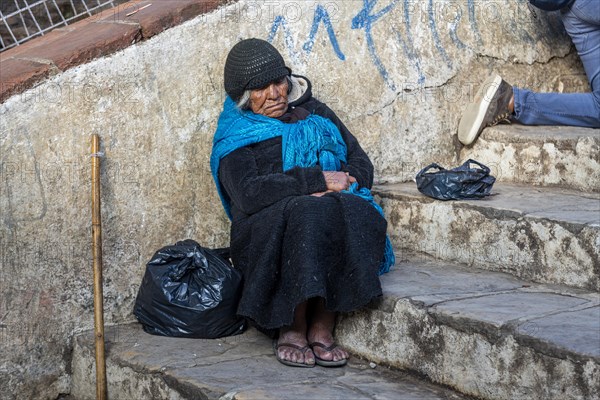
<box><xmin>218</xmin><ymin>79</ymin><xmax>386</xmax><ymax>330</ymax></box>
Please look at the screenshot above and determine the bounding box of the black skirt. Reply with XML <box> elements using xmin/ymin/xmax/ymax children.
<box><xmin>230</xmin><ymin>191</ymin><xmax>386</xmax><ymax>330</ymax></box>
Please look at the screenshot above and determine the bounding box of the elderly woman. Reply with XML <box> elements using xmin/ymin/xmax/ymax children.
<box><xmin>211</xmin><ymin>39</ymin><xmax>393</xmax><ymax>368</ymax></box>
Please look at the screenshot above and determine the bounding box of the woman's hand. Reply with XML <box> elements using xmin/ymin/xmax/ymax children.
<box><xmin>322</xmin><ymin>171</ymin><xmax>356</xmax><ymax>192</ymax></box>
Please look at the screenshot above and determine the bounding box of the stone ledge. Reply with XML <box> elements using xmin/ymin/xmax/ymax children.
<box><xmin>375</xmin><ymin>181</ymin><xmax>600</xmax><ymax>228</ymax></box>
<box><xmin>375</xmin><ymin>182</ymin><xmax>600</xmax><ymax>290</ymax></box>
<box><xmin>460</xmin><ymin>124</ymin><xmax>600</xmax><ymax>192</ymax></box>
<box><xmin>0</xmin><ymin>58</ymin><xmax>53</xmax><ymax>99</ymax></box>
<box><xmin>100</xmin><ymin>0</ymin><xmax>223</xmax><ymax>38</ymax></box>
<box><xmin>336</xmin><ymin>254</ymin><xmax>600</xmax><ymax>400</ymax></box>
<box><xmin>0</xmin><ymin>0</ymin><xmax>226</xmax><ymax>104</ymax></box>
<box><xmin>70</xmin><ymin>323</ymin><xmax>469</xmax><ymax>400</ymax></box>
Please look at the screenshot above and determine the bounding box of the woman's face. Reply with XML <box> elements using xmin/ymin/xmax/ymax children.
<box><xmin>249</xmin><ymin>77</ymin><xmax>289</xmax><ymax>118</ymax></box>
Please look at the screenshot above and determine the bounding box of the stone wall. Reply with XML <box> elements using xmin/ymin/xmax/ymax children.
<box><xmin>0</xmin><ymin>1</ymin><xmax>587</xmax><ymax>398</ymax></box>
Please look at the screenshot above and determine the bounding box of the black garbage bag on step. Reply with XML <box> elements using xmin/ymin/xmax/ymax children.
<box><xmin>415</xmin><ymin>159</ymin><xmax>496</xmax><ymax>200</ymax></box>
<box><xmin>133</xmin><ymin>239</ymin><xmax>246</xmax><ymax>338</ymax></box>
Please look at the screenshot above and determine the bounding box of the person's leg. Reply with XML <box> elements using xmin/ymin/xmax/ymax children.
<box><xmin>307</xmin><ymin>298</ymin><xmax>349</xmax><ymax>364</ymax></box>
<box><xmin>512</xmin><ymin>89</ymin><xmax>599</xmax><ymax>126</ymax></box>
<box><xmin>276</xmin><ymin>301</ymin><xmax>315</xmax><ymax>366</ymax></box>
<box><xmin>563</xmin><ymin>0</ymin><xmax>600</xmax><ymax>90</ymax></box>
<box><xmin>513</xmin><ymin>0</ymin><xmax>599</xmax><ymax>127</ymax></box>
<box><xmin>459</xmin><ymin>0</ymin><xmax>599</xmax><ymax>143</ymax></box>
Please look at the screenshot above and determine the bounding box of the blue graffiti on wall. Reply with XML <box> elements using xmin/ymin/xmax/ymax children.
<box><xmin>268</xmin><ymin>15</ymin><xmax>301</xmax><ymax>64</ymax></box>
<box><xmin>267</xmin><ymin>0</ymin><xmax>564</xmax><ymax>90</ymax></box>
<box><xmin>268</xmin><ymin>4</ymin><xmax>345</xmax><ymax>62</ymax></box>
<box><xmin>350</xmin><ymin>0</ymin><xmax>457</xmax><ymax>89</ymax></box>
<box><xmin>304</xmin><ymin>5</ymin><xmax>346</xmax><ymax>60</ymax></box>
<box><xmin>427</xmin><ymin>0</ymin><xmax>452</xmax><ymax>68</ymax></box>
<box><xmin>351</xmin><ymin>0</ymin><xmax>401</xmax><ymax>89</ymax></box>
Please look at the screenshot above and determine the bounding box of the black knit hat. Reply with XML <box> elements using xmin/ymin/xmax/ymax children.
<box><xmin>224</xmin><ymin>38</ymin><xmax>291</xmax><ymax>102</ymax></box>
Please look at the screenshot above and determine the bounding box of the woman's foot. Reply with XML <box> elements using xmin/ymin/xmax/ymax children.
<box><xmin>275</xmin><ymin>301</ymin><xmax>315</xmax><ymax>367</ymax></box>
<box><xmin>307</xmin><ymin>325</ymin><xmax>349</xmax><ymax>366</ymax></box>
<box><xmin>276</xmin><ymin>328</ymin><xmax>315</xmax><ymax>367</ymax></box>
<box><xmin>307</xmin><ymin>301</ymin><xmax>349</xmax><ymax>366</ymax></box>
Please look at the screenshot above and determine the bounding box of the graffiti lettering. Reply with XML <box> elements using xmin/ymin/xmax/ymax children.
<box><xmin>265</xmin><ymin>1</ymin><xmax>563</xmax><ymax>90</ymax></box>
<box><xmin>268</xmin><ymin>4</ymin><xmax>345</xmax><ymax>62</ymax></box>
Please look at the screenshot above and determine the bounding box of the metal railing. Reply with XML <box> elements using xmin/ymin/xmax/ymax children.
<box><xmin>0</xmin><ymin>0</ymin><xmax>129</xmax><ymax>52</ymax></box>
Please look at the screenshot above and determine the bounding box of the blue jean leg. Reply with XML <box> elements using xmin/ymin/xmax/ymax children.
<box><xmin>513</xmin><ymin>88</ymin><xmax>599</xmax><ymax>127</ymax></box>
<box><xmin>513</xmin><ymin>0</ymin><xmax>600</xmax><ymax>127</ymax></box>
<box><xmin>564</xmin><ymin>0</ymin><xmax>600</xmax><ymax>90</ymax></box>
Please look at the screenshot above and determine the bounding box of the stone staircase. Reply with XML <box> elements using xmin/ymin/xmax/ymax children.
<box><xmin>337</xmin><ymin>124</ymin><xmax>599</xmax><ymax>399</ymax></box>
<box><xmin>70</xmin><ymin>124</ymin><xmax>599</xmax><ymax>400</ymax></box>
<box><xmin>71</xmin><ymin>323</ymin><xmax>470</xmax><ymax>400</ymax></box>
<box><xmin>336</xmin><ymin>253</ymin><xmax>599</xmax><ymax>400</ymax></box>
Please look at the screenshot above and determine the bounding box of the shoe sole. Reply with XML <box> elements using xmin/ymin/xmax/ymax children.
<box><xmin>315</xmin><ymin>356</ymin><xmax>348</xmax><ymax>367</ymax></box>
<box><xmin>309</xmin><ymin>341</ymin><xmax>349</xmax><ymax>367</ymax></box>
<box><xmin>458</xmin><ymin>74</ymin><xmax>503</xmax><ymax>146</ymax></box>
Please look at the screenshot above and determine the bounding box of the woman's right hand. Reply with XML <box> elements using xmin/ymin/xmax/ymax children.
<box><xmin>322</xmin><ymin>171</ymin><xmax>353</xmax><ymax>192</ymax></box>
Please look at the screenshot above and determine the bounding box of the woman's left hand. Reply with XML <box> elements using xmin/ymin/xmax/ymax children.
<box><xmin>323</xmin><ymin>171</ymin><xmax>356</xmax><ymax>192</ymax></box>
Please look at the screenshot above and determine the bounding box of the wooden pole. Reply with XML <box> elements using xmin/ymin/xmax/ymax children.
<box><xmin>91</xmin><ymin>134</ymin><xmax>107</xmax><ymax>400</ymax></box>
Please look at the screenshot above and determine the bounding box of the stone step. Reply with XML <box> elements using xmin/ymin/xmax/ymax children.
<box><xmin>70</xmin><ymin>323</ymin><xmax>469</xmax><ymax>400</ymax></box>
<box><xmin>336</xmin><ymin>254</ymin><xmax>600</xmax><ymax>400</ymax></box>
<box><xmin>374</xmin><ymin>182</ymin><xmax>600</xmax><ymax>291</ymax></box>
<box><xmin>459</xmin><ymin>124</ymin><xmax>600</xmax><ymax>192</ymax></box>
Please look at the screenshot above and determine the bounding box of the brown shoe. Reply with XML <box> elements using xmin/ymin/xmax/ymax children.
<box><xmin>458</xmin><ymin>73</ymin><xmax>514</xmax><ymax>145</ymax></box>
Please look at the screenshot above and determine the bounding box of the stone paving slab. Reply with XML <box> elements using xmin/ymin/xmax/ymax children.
<box><xmin>482</xmin><ymin>124</ymin><xmax>600</xmax><ymax>142</ymax></box>
<box><xmin>71</xmin><ymin>323</ymin><xmax>470</xmax><ymax>400</ymax></box>
<box><xmin>376</xmin><ymin>256</ymin><xmax>600</xmax><ymax>362</ymax></box>
<box><xmin>380</xmin><ymin>254</ymin><xmax>526</xmax><ymax>306</ymax></box>
<box><xmin>337</xmin><ymin>255</ymin><xmax>600</xmax><ymax>399</ymax></box>
<box><xmin>522</xmin><ymin>306</ymin><xmax>600</xmax><ymax>358</ymax></box>
<box><xmin>375</xmin><ymin>182</ymin><xmax>600</xmax><ymax>290</ymax></box>
<box><xmin>374</xmin><ymin>182</ymin><xmax>600</xmax><ymax>227</ymax></box>
<box><xmin>459</xmin><ymin>124</ymin><xmax>600</xmax><ymax>192</ymax></box>
<box><xmin>432</xmin><ymin>292</ymin><xmax>589</xmax><ymax>329</ymax></box>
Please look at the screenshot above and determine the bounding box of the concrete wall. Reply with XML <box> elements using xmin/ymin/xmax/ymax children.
<box><xmin>0</xmin><ymin>1</ymin><xmax>587</xmax><ymax>398</ymax></box>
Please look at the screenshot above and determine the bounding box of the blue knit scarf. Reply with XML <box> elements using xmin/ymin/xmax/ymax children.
<box><xmin>210</xmin><ymin>97</ymin><xmax>394</xmax><ymax>275</ymax></box>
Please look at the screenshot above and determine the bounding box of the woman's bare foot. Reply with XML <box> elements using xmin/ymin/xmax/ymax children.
<box><xmin>276</xmin><ymin>302</ymin><xmax>315</xmax><ymax>367</ymax></box>
<box><xmin>307</xmin><ymin>300</ymin><xmax>349</xmax><ymax>364</ymax></box>
<box><xmin>276</xmin><ymin>328</ymin><xmax>315</xmax><ymax>366</ymax></box>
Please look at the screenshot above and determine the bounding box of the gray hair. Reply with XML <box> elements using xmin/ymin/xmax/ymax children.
<box><xmin>236</xmin><ymin>76</ymin><xmax>293</xmax><ymax>111</ymax></box>
<box><xmin>236</xmin><ymin>90</ymin><xmax>252</xmax><ymax>110</ymax></box>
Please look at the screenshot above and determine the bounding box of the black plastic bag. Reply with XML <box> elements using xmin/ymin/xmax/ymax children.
<box><xmin>415</xmin><ymin>159</ymin><xmax>496</xmax><ymax>200</ymax></box>
<box><xmin>133</xmin><ymin>239</ymin><xmax>246</xmax><ymax>338</ymax></box>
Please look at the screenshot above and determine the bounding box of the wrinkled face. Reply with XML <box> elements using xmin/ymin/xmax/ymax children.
<box><xmin>249</xmin><ymin>76</ymin><xmax>289</xmax><ymax>118</ymax></box>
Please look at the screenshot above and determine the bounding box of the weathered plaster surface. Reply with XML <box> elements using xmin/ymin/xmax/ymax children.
<box><xmin>0</xmin><ymin>0</ymin><xmax>589</xmax><ymax>397</ymax></box>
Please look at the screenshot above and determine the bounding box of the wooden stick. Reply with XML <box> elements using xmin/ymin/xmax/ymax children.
<box><xmin>91</xmin><ymin>134</ymin><xmax>107</xmax><ymax>400</ymax></box>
